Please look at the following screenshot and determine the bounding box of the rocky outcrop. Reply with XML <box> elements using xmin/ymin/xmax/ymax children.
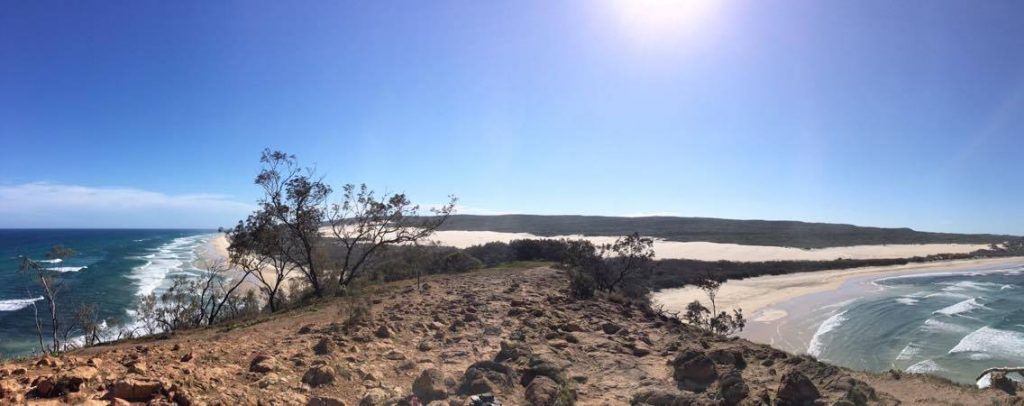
<box><xmin>412</xmin><ymin>368</ymin><xmax>447</xmax><ymax>402</ymax></box>
<box><xmin>0</xmin><ymin>266</ymin><xmax>1003</xmax><ymax>405</ymax></box>
<box><xmin>302</xmin><ymin>365</ymin><xmax>338</xmax><ymax>387</ymax></box>
<box><xmin>718</xmin><ymin>370</ymin><xmax>748</xmax><ymax>405</ymax></box>
<box><xmin>776</xmin><ymin>370</ymin><xmax>820</xmax><ymax>406</ymax></box>
<box><xmin>672</xmin><ymin>349</ymin><xmax>717</xmax><ymax>389</ymax></box>
<box><xmin>460</xmin><ymin>361</ymin><xmax>517</xmax><ymax>396</ymax></box>
<box><xmin>108</xmin><ymin>378</ymin><xmax>164</xmax><ymax>402</ymax></box>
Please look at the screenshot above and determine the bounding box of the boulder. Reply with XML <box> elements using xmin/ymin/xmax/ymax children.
<box><xmin>384</xmin><ymin>350</ymin><xmax>406</xmax><ymax>361</ymax></box>
<box><xmin>525</xmin><ymin>375</ymin><xmax>562</xmax><ymax>406</ymax></box>
<box><xmin>708</xmin><ymin>349</ymin><xmax>745</xmax><ymax>369</ymax></box>
<box><xmin>412</xmin><ymin>368</ymin><xmax>448</xmax><ymax>402</ymax></box>
<box><xmin>249</xmin><ymin>354</ymin><xmax>277</xmax><ymax>373</ymax></box>
<box><xmin>776</xmin><ymin>370</ymin><xmax>820</xmax><ymax>406</ymax></box>
<box><xmin>108</xmin><ymin>379</ymin><xmax>163</xmax><ymax>402</ymax></box>
<box><xmin>826</xmin><ymin>376</ymin><xmax>877</xmax><ymax>405</ymax></box>
<box><xmin>494</xmin><ymin>341</ymin><xmax>531</xmax><ymax>363</ymax></box>
<box><xmin>718</xmin><ymin>371</ymin><xmax>748</xmax><ymax>406</ymax></box>
<box><xmin>524</xmin><ymin>354</ymin><xmax>571</xmax><ymax>385</ymax></box>
<box><xmin>601</xmin><ymin>322</ymin><xmax>622</xmax><ymax>334</ymax></box>
<box><xmin>314</xmin><ymin>338</ymin><xmax>338</xmax><ymax>355</ymax></box>
<box><xmin>64</xmin><ymin>366</ymin><xmax>99</xmax><ymax>390</ymax></box>
<box><xmin>302</xmin><ymin>365</ymin><xmax>337</xmax><ymax>387</ymax></box>
<box><xmin>671</xmin><ymin>349</ymin><xmax>717</xmax><ymax>389</ymax></box>
<box><xmin>32</xmin><ymin>376</ymin><xmax>58</xmax><ymax>398</ymax></box>
<box><xmin>359</xmin><ymin>387</ymin><xmax>399</xmax><ymax>406</ymax></box>
<box><xmin>308</xmin><ymin>396</ymin><xmax>347</xmax><ymax>406</ymax></box>
<box><xmin>126</xmin><ymin>360</ymin><xmax>148</xmax><ymax>374</ymax></box>
<box><xmin>375</xmin><ymin>325</ymin><xmax>392</xmax><ymax>339</ymax></box>
<box><xmin>460</xmin><ymin>361</ymin><xmax>517</xmax><ymax>395</ymax></box>
<box><xmin>631</xmin><ymin>387</ymin><xmax>701</xmax><ymax>406</ymax></box>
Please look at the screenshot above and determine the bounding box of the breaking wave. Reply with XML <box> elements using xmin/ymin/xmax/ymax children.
<box><xmin>807</xmin><ymin>311</ymin><xmax>847</xmax><ymax>357</ymax></box>
<box><xmin>948</xmin><ymin>326</ymin><xmax>1024</xmax><ymax>358</ymax></box>
<box><xmin>0</xmin><ymin>296</ymin><xmax>44</xmax><ymax>312</ymax></box>
<box><xmin>933</xmin><ymin>298</ymin><xmax>985</xmax><ymax>316</ymax></box>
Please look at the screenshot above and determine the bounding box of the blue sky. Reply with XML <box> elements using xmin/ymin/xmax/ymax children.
<box><xmin>2</xmin><ymin>1</ymin><xmax>1023</xmax><ymax>233</ymax></box>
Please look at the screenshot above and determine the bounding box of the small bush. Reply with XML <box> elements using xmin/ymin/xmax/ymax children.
<box><xmin>569</xmin><ymin>270</ymin><xmax>596</xmax><ymax>299</ymax></box>
<box><xmin>464</xmin><ymin>242</ymin><xmax>514</xmax><ymax>267</ymax></box>
<box><xmin>340</xmin><ymin>298</ymin><xmax>373</xmax><ymax>329</ymax></box>
<box><xmin>438</xmin><ymin>251</ymin><xmax>484</xmax><ymax>274</ymax></box>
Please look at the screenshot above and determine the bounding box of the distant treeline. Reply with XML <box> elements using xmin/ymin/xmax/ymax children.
<box><xmin>374</xmin><ymin>237</ymin><xmax>1024</xmax><ymax>291</ymax></box>
<box><xmin>436</xmin><ymin>215</ymin><xmax>1017</xmax><ymax>249</ymax></box>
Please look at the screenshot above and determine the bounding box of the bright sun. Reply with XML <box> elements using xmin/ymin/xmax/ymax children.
<box><xmin>608</xmin><ymin>0</ymin><xmax>721</xmax><ymax>46</ymax></box>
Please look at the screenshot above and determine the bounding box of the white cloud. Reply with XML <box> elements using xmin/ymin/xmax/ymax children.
<box><xmin>0</xmin><ymin>182</ymin><xmax>254</xmax><ymax>228</ymax></box>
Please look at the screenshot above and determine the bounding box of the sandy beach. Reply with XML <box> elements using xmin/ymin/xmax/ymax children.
<box><xmin>201</xmin><ymin>233</ymin><xmax>292</xmax><ymax>294</ymax></box>
<box><xmin>651</xmin><ymin>256</ymin><xmax>1024</xmax><ymax>324</ymax></box>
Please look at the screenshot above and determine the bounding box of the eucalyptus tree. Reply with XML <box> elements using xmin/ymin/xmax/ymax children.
<box><xmin>18</xmin><ymin>245</ymin><xmax>75</xmax><ymax>353</ymax></box>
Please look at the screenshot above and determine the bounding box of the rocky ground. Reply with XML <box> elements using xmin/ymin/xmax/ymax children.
<box><xmin>0</xmin><ymin>266</ymin><xmax>1021</xmax><ymax>405</ymax></box>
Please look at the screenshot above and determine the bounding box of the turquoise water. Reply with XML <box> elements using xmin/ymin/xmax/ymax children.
<box><xmin>797</xmin><ymin>262</ymin><xmax>1024</xmax><ymax>386</ymax></box>
<box><xmin>0</xmin><ymin>229</ymin><xmax>215</xmax><ymax>358</ymax></box>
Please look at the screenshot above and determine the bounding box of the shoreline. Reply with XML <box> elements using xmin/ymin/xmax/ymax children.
<box><xmin>651</xmin><ymin>256</ymin><xmax>1024</xmax><ymax>351</ymax></box>
<box><xmin>202</xmin><ymin>233</ymin><xmax>298</xmax><ymax>295</ymax></box>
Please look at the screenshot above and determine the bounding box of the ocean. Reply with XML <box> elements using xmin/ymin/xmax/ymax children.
<box><xmin>777</xmin><ymin>262</ymin><xmax>1024</xmax><ymax>386</ymax></box>
<box><xmin>0</xmin><ymin>229</ymin><xmax>216</xmax><ymax>358</ymax></box>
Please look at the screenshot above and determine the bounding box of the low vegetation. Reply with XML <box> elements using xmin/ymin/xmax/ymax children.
<box><xmin>438</xmin><ymin>214</ymin><xmax>1016</xmax><ymax>248</ymax></box>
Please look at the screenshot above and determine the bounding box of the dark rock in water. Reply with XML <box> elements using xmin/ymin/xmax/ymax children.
<box><xmin>412</xmin><ymin>368</ymin><xmax>448</xmax><ymax>402</ymax></box>
<box><xmin>718</xmin><ymin>371</ymin><xmax>748</xmax><ymax>405</ymax></box>
<box><xmin>775</xmin><ymin>370</ymin><xmax>820</xmax><ymax>406</ymax></box>
<box><xmin>671</xmin><ymin>349</ymin><xmax>717</xmax><ymax>389</ymax></box>
<box><xmin>525</xmin><ymin>375</ymin><xmax>562</xmax><ymax>406</ymax></box>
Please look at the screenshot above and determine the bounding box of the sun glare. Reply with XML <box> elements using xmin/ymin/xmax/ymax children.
<box><xmin>609</xmin><ymin>0</ymin><xmax>721</xmax><ymax>46</ymax></box>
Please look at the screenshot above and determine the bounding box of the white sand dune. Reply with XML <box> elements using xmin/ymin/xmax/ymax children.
<box><xmin>423</xmin><ymin>230</ymin><xmax>989</xmax><ymax>262</ymax></box>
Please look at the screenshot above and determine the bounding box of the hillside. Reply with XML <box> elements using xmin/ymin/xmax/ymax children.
<box><xmin>0</xmin><ymin>266</ymin><xmax>1016</xmax><ymax>405</ymax></box>
<box><xmin>437</xmin><ymin>215</ymin><xmax>1015</xmax><ymax>249</ymax></box>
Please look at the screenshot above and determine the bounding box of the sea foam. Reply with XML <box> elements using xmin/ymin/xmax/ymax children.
<box><xmin>127</xmin><ymin>235</ymin><xmax>206</xmax><ymax>297</ymax></box>
<box><xmin>949</xmin><ymin>326</ymin><xmax>1024</xmax><ymax>358</ymax></box>
<box><xmin>921</xmin><ymin>318</ymin><xmax>972</xmax><ymax>333</ymax></box>
<box><xmin>808</xmin><ymin>311</ymin><xmax>847</xmax><ymax>357</ymax></box>
<box><xmin>47</xmin><ymin>266</ymin><xmax>87</xmax><ymax>273</ymax></box>
<box><xmin>906</xmin><ymin>359</ymin><xmax>944</xmax><ymax>374</ymax></box>
<box><xmin>0</xmin><ymin>296</ymin><xmax>44</xmax><ymax>312</ymax></box>
<box><xmin>933</xmin><ymin>298</ymin><xmax>985</xmax><ymax>316</ymax></box>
